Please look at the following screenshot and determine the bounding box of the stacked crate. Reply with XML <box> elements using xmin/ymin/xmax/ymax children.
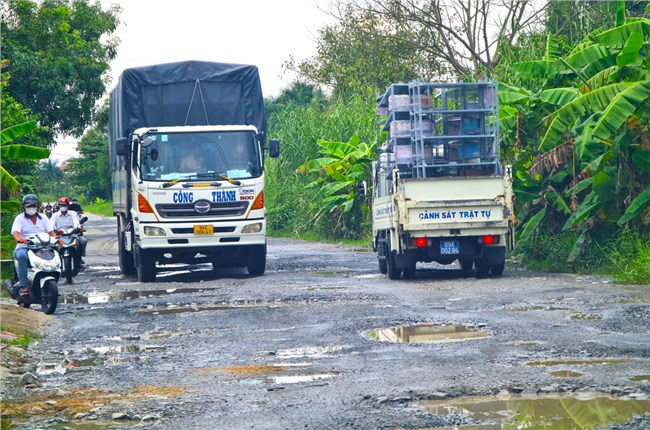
<box><xmin>376</xmin><ymin>81</ymin><xmax>499</xmax><ymax>179</ymax></box>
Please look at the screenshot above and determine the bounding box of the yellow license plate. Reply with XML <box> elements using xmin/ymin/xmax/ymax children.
<box><xmin>193</xmin><ymin>225</ymin><xmax>214</xmax><ymax>235</ymax></box>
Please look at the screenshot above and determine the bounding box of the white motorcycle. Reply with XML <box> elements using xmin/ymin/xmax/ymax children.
<box><xmin>3</xmin><ymin>232</ymin><xmax>61</xmax><ymax>314</ymax></box>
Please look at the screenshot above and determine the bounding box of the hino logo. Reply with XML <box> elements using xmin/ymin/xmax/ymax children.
<box><xmin>194</xmin><ymin>200</ymin><xmax>211</xmax><ymax>214</ymax></box>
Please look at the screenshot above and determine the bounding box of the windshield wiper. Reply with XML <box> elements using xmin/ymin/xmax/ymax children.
<box><xmin>197</xmin><ymin>171</ymin><xmax>241</xmax><ymax>186</ymax></box>
<box><xmin>161</xmin><ymin>173</ymin><xmax>198</xmax><ymax>188</ymax></box>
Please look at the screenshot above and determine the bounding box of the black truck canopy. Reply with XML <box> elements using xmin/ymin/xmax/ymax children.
<box><xmin>108</xmin><ymin>60</ymin><xmax>266</xmax><ymax>149</ymax></box>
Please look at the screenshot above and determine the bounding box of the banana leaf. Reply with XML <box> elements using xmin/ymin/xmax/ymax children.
<box><xmin>592</xmin><ymin>80</ymin><xmax>650</xmax><ymax>140</ymax></box>
<box><xmin>632</xmin><ymin>150</ymin><xmax>650</xmax><ymax>173</ymax></box>
<box><xmin>0</xmin><ymin>144</ymin><xmax>50</xmax><ymax>160</ymax></box>
<box><xmin>545</xmin><ymin>33</ymin><xmax>561</xmax><ymax>61</ymax></box>
<box><xmin>1</xmin><ymin>166</ymin><xmax>20</xmax><ymax>192</ymax></box>
<box><xmin>617</xmin><ymin>185</ymin><xmax>650</xmax><ymax>225</ymax></box>
<box><xmin>0</xmin><ymin>121</ymin><xmax>36</xmax><ymax>145</ymax></box>
<box><xmin>540</xmin><ymin>83</ymin><xmax>632</xmax><ymax>151</ymax></box>
<box><xmin>567</xmin><ymin>230</ymin><xmax>589</xmax><ymax>262</ymax></box>
<box><xmin>539</xmin><ymin>88</ymin><xmax>579</xmax><ymax>106</ymax></box>
<box><xmin>514</xmin><ymin>60</ymin><xmax>559</xmax><ymax>79</ymax></box>
<box><xmin>616</xmin><ymin>32</ymin><xmax>644</xmax><ymax>68</ymax></box>
<box><xmin>296</xmin><ymin>157</ymin><xmax>339</xmax><ymax>174</ymax></box>
<box><xmin>596</xmin><ymin>20</ymin><xmax>650</xmax><ymax>48</ymax></box>
<box><xmin>565</xmin><ymin>44</ymin><xmax>612</xmax><ymax>69</ymax></box>
<box><xmin>518</xmin><ymin>207</ymin><xmax>546</xmax><ymax>244</ymax></box>
<box><xmin>616</xmin><ymin>0</ymin><xmax>626</xmax><ymax>27</ymax></box>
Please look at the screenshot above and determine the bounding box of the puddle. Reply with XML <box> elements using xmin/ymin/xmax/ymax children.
<box><xmin>510</xmin><ymin>341</ymin><xmax>545</xmax><ymax>347</ymax></box>
<box><xmin>570</xmin><ymin>313</ymin><xmax>603</xmax><ymax>320</ymax></box>
<box><xmin>631</xmin><ymin>375</ymin><xmax>650</xmax><ymax>382</ymax></box>
<box><xmin>365</xmin><ymin>323</ymin><xmax>489</xmax><ymax>344</ymax></box>
<box><xmin>139</xmin><ymin>302</ymin><xmax>284</xmax><ymax>315</ymax></box>
<box><xmin>511</xmin><ymin>305</ymin><xmax>567</xmax><ymax>311</ymax></box>
<box><xmin>276</xmin><ymin>345</ymin><xmax>352</xmax><ymax>359</ymax></box>
<box><xmin>550</xmin><ymin>370</ymin><xmax>583</xmax><ymax>378</ymax></box>
<box><xmin>527</xmin><ymin>359</ymin><xmax>632</xmax><ymax>366</ymax></box>
<box><xmin>193</xmin><ymin>363</ymin><xmax>335</xmax><ymax>385</ymax></box>
<box><xmin>420</xmin><ymin>392</ymin><xmax>650</xmax><ymax>430</ymax></box>
<box><xmin>60</xmin><ymin>288</ymin><xmax>208</xmax><ymax>304</ymax></box>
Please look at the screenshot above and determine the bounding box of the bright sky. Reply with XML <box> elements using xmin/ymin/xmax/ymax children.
<box><xmin>50</xmin><ymin>0</ymin><xmax>334</xmax><ymax>162</ymax></box>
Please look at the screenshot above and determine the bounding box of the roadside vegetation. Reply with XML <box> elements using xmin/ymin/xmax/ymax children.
<box><xmin>1</xmin><ymin>0</ymin><xmax>648</xmax><ymax>283</ymax></box>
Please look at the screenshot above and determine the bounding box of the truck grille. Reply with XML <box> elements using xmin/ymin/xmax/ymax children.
<box><xmin>155</xmin><ymin>202</ymin><xmax>249</xmax><ymax>218</ymax></box>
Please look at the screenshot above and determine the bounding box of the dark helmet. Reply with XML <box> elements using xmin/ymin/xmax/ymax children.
<box><xmin>58</xmin><ymin>197</ymin><xmax>70</xmax><ymax>205</ymax></box>
<box><xmin>22</xmin><ymin>194</ymin><xmax>39</xmax><ymax>206</ymax></box>
<box><xmin>71</xmin><ymin>196</ymin><xmax>78</xmax><ymax>202</ymax></box>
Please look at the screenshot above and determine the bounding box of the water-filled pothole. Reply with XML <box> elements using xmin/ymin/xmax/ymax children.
<box><xmin>420</xmin><ymin>392</ymin><xmax>650</xmax><ymax>429</ymax></box>
<box><xmin>60</xmin><ymin>287</ymin><xmax>208</xmax><ymax>304</ymax></box>
<box><xmin>527</xmin><ymin>359</ymin><xmax>633</xmax><ymax>367</ymax></box>
<box><xmin>365</xmin><ymin>323</ymin><xmax>489</xmax><ymax>344</ymax></box>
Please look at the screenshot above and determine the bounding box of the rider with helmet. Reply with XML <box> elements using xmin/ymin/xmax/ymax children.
<box><xmin>69</xmin><ymin>196</ymin><xmax>83</xmax><ymax>214</ymax></box>
<box><xmin>51</xmin><ymin>197</ymin><xmax>87</xmax><ymax>266</ymax></box>
<box><xmin>11</xmin><ymin>194</ymin><xmax>57</xmax><ymax>296</ymax></box>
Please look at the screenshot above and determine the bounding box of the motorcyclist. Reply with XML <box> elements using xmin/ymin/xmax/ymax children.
<box><xmin>69</xmin><ymin>196</ymin><xmax>83</xmax><ymax>214</ymax></box>
<box><xmin>11</xmin><ymin>194</ymin><xmax>57</xmax><ymax>297</ymax></box>
<box><xmin>51</xmin><ymin>197</ymin><xmax>87</xmax><ymax>267</ymax></box>
<box><xmin>43</xmin><ymin>203</ymin><xmax>53</xmax><ymax>218</ymax></box>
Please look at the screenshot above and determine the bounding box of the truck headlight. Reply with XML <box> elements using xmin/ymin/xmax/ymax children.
<box><xmin>241</xmin><ymin>223</ymin><xmax>262</xmax><ymax>233</ymax></box>
<box><xmin>143</xmin><ymin>226</ymin><xmax>166</xmax><ymax>236</ymax></box>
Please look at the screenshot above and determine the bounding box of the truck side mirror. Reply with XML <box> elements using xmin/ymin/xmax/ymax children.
<box><xmin>268</xmin><ymin>139</ymin><xmax>280</xmax><ymax>158</ymax></box>
<box><xmin>115</xmin><ymin>137</ymin><xmax>129</xmax><ymax>156</ymax></box>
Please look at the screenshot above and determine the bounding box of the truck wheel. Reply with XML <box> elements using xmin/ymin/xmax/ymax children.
<box><xmin>118</xmin><ymin>219</ymin><xmax>136</xmax><ymax>275</ymax></box>
<box><xmin>247</xmin><ymin>244</ymin><xmax>266</xmax><ymax>276</ymax></box>
<box><xmin>386</xmin><ymin>242</ymin><xmax>402</xmax><ymax>279</ymax></box>
<box><xmin>459</xmin><ymin>259</ymin><xmax>474</xmax><ymax>272</ymax></box>
<box><xmin>475</xmin><ymin>259</ymin><xmax>490</xmax><ymax>277</ymax></box>
<box><xmin>491</xmin><ymin>263</ymin><xmax>505</xmax><ymax>276</ymax></box>
<box><xmin>378</xmin><ymin>243</ymin><xmax>388</xmax><ymax>275</ymax></box>
<box><xmin>135</xmin><ymin>245</ymin><xmax>156</xmax><ymax>282</ymax></box>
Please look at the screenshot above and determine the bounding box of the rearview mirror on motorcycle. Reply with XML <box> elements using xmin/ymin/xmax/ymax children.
<box><xmin>79</xmin><ymin>216</ymin><xmax>88</xmax><ymax>224</ymax></box>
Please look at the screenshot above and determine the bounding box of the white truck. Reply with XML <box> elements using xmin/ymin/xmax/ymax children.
<box><xmin>372</xmin><ymin>82</ymin><xmax>514</xmax><ymax>279</ymax></box>
<box><xmin>108</xmin><ymin>61</ymin><xmax>279</xmax><ymax>282</ymax></box>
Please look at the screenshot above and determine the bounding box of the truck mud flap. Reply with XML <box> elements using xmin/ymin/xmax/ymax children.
<box><xmin>481</xmin><ymin>246</ymin><xmax>506</xmax><ymax>266</ymax></box>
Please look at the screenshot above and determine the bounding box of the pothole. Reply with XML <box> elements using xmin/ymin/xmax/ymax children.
<box><xmin>631</xmin><ymin>375</ymin><xmax>650</xmax><ymax>382</ymax></box>
<box><xmin>60</xmin><ymin>287</ymin><xmax>209</xmax><ymax>304</ymax></box>
<box><xmin>419</xmin><ymin>392</ymin><xmax>650</xmax><ymax>429</ymax></box>
<box><xmin>549</xmin><ymin>370</ymin><xmax>583</xmax><ymax>378</ymax></box>
<box><xmin>527</xmin><ymin>359</ymin><xmax>633</xmax><ymax>367</ymax></box>
<box><xmin>365</xmin><ymin>323</ymin><xmax>489</xmax><ymax>344</ymax></box>
<box><xmin>192</xmin><ymin>363</ymin><xmax>336</xmax><ymax>385</ymax></box>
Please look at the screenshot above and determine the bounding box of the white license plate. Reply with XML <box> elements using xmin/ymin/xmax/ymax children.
<box><xmin>440</xmin><ymin>240</ymin><xmax>459</xmax><ymax>255</ymax></box>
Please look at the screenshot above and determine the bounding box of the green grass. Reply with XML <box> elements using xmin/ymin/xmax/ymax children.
<box><xmin>268</xmin><ymin>228</ymin><xmax>372</xmax><ymax>249</ymax></box>
<box><xmin>0</xmin><ymin>328</ymin><xmax>42</xmax><ymax>347</ymax></box>
<box><xmin>517</xmin><ymin>229</ymin><xmax>650</xmax><ymax>284</ymax></box>
<box><xmin>83</xmin><ymin>199</ymin><xmax>114</xmax><ymax>217</ymax></box>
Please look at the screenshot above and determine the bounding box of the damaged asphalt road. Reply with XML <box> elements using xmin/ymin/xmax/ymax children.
<box><xmin>2</xmin><ymin>213</ymin><xmax>650</xmax><ymax>429</ymax></box>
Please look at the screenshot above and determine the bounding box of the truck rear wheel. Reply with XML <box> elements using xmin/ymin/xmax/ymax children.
<box><xmin>135</xmin><ymin>244</ymin><xmax>156</xmax><ymax>282</ymax></box>
<box><xmin>491</xmin><ymin>262</ymin><xmax>505</xmax><ymax>276</ymax></box>
<box><xmin>118</xmin><ymin>218</ymin><xmax>135</xmax><ymax>275</ymax></box>
<box><xmin>378</xmin><ymin>242</ymin><xmax>388</xmax><ymax>275</ymax></box>
<box><xmin>386</xmin><ymin>238</ymin><xmax>401</xmax><ymax>280</ymax></box>
<box><xmin>247</xmin><ymin>244</ymin><xmax>266</xmax><ymax>276</ymax></box>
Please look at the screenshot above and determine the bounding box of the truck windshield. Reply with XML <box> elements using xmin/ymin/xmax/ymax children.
<box><xmin>139</xmin><ymin>130</ymin><xmax>262</xmax><ymax>182</ymax></box>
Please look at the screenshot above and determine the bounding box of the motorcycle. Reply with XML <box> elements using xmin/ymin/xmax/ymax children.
<box><xmin>58</xmin><ymin>216</ymin><xmax>88</xmax><ymax>285</ymax></box>
<box><xmin>3</xmin><ymin>232</ymin><xmax>61</xmax><ymax>314</ymax></box>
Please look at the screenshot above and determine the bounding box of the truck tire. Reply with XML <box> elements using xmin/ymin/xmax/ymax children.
<box><xmin>135</xmin><ymin>244</ymin><xmax>156</xmax><ymax>282</ymax></box>
<box><xmin>386</xmin><ymin>238</ymin><xmax>401</xmax><ymax>280</ymax></box>
<box><xmin>491</xmin><ymin>262</ymin><xmax>505</xmax><ymax>276</ymax></box>
<box><xmin>118</xmin><ymin>219</ymin><xmax>136</xmax><ymax>275</ymax></box>
<box><xmin>459</xmin><ymin>259</ymin><xmax>474</xmax><ymax>272</ymax></box>
<box><xmin>247</xmin><ymin>244</ymin><xmax>266</xmax><ymax>276</ymax></box>
<box><xmin>378</xmin><ymin>242</ymin><xmax>388</xmax><ymax>275</ymax></box>
<box><xmin>475</xmin><ymin>259</ymin><xmax>490</xmax><ymax>278</ymax></box>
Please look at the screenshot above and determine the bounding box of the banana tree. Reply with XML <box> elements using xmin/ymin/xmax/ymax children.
<box><xmin>502</xmin><ymin>4</ymin><xmax>650</xmax><ymax>260</ymax></box>
<box><xmin>296</xmin><ymin>134</ymin><xmax>375</xmax><ymax>239</ymax></box>
<box><xmin>1</xmin><ymin>120</ymin><xmax>50</xmax><ymax>210</ymax></box>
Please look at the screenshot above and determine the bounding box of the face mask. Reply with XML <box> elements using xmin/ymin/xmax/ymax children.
<box><xmin>60</xmin><ymin>206</ymin><xmax>68</xmax><ymax>213</ymax></box>
<box><xmin>25</xmin><ymin>207</ymin><xmax>37</xmax><ymax>216</ymax></box>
